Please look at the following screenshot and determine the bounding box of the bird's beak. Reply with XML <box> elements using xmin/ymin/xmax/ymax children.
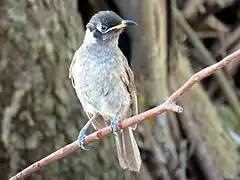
<box><xmin>107</xmin><ymin>20</ymin><xmax>138</xmax><ymax>32</ymax></box>
<box><xmin>118</xmin><ymin>20</ymin><xmax>138</xmax><ymax>28</ymax></box>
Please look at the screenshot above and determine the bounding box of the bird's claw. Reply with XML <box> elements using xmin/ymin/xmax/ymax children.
<box><xmin>111</xmin><ymin>114</ymin><xmax>119</xmax><ymax>133</ymax></box>
<box><xmin>77</xmin><ymin>129</ymin><xmax>90</xmax><ymax>150</ymax></box>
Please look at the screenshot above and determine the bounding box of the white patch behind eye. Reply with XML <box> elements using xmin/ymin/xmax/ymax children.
<box><xmin>83</xmin><ymin>29</ymin><xmax>97</xmax><ymax>44</ymax></box>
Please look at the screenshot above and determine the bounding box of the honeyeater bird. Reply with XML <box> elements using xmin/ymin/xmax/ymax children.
<box><xmin>69</xmin><ymin>10</ymin><xmax>141</xmax><ymax>172</ymax></box>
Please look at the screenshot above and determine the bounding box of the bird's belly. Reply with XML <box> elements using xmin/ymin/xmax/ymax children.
<box><xmin>74</xmin><ymin>62</ymin><xmax>131</xmax><ymax>120</ymax></box>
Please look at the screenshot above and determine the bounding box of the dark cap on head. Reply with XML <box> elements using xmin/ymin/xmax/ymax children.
<box><xmin>86</xmin><ymin>11</ymin><xmax>137</xmax><ymax>40</ymax></box>
<box><xmin>87</xmin><ymin>11</ymin><xmax>123</xmax><ymax>31</ymax></box>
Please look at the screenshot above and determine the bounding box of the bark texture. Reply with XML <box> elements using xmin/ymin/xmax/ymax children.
<box><xmin>0</xmin><ymin>1</ymin><xmax>129</xmax><ymax>179</ymax></box>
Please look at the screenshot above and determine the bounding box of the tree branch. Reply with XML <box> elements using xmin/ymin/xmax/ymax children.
<box><xmin>9</xmin><ymin>49</ymin><xmax>240</xmax><ymax>180</ymax></box>
<box><xmin>175</xmin><ymin>8</ymin><xmax>240</xmax><ymax>120</ymax></box>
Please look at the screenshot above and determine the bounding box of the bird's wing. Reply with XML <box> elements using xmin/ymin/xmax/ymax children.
<box><xmin>120</xmin><ymin>55</ymin><xmax>138</xmax><ymax>130</ymax></box>
<box><xmin>87</xmin><ymin>112</ymin><xmax>108</xmax><ymax>130</ymax></box>
<box><xmin>69</xmin><ymin>53</ymin><xmax>77</xmax><ymax>88</ymax></box>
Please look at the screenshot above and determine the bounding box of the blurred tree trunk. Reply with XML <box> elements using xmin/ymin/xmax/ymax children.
<box><xmin>0</xmin><ymin>1</ymin><xmax>129</xmax><ymax>180</ymax></box>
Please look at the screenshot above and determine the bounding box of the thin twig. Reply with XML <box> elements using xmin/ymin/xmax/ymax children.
<box><xmin>175</xmin><ymin>8</ymin><xmax>240</xmax><ymax>120</ymax></box>
<box><xmin>9</xmin><ymin>48</ymin><xmax>240</xmax><ymax>180</ymax></box>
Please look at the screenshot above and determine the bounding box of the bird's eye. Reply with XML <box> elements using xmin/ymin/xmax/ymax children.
<box><xmin>101</xmin><ymin>25</ymin><xmax>108</xmax><ymax>32</ymax></box>
<box><xmin>97</xmin><ymin>24</ymin><xmax>108</xmax><ymax>33</ymax></box>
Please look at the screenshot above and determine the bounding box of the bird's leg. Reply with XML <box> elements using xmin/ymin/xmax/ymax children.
<box><xmin>77</xmin><ymin>114</ymin><xmax>98</xmax><ymax>150</ymax></box>
<box><xmin>110</xmin><ymin>113</ymin><xmax>120</xmax><ymax>136</ymax></box>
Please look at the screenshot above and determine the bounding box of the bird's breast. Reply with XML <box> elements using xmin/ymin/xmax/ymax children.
<box><xmin>73</xmin><ymin>46</ymin><xmax>131</xmax><ymax>118</ymax></box>
<box><xmin>74</xmin><ymin>44</ymin><xmax>119</xmax><ymax>85</ymax></box>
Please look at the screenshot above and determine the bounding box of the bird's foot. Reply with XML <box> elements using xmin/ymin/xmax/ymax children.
<box><xmin>77</xmin><ymin>129</ymin><xmax>90</xmax><ymax>150</ymax></box>
<box><xmin>111</xmin><ymin>113</ymin><xmax>119</xmax><ymax>134</ymax></box>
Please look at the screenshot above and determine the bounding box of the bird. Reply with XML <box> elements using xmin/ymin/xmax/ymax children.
<box><xmin>69</xmin><ymin>10</ymin><xmax>141</xmax><ymax>172</ymax></box>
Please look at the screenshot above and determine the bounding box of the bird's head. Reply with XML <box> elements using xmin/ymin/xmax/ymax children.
<box><xmin>85</xmin><ymin>11</ymin><xmax>137</xmax><ymax>43</ymax></box>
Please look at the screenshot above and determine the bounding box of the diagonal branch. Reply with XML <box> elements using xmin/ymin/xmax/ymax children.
<box><xmin>9</xmin><ymin>48</ymin><xmax>240</xmax><ymax>180</ymax></box>
<box><xmin>175</xmin><ymin>8</ymin><xmax>240</xmax><ymax>120</ymax></box>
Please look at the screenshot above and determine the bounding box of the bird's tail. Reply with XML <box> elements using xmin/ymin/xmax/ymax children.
<box><xmin>115</xmin><ymin>127</ymin><xmax>142</xmax><ymax>172</ymax></box>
